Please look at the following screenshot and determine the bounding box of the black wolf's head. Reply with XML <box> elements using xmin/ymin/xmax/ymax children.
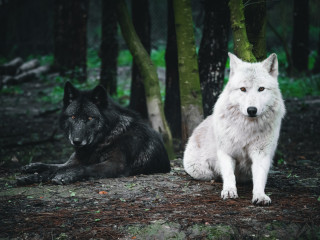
<box><xmin>59</xmin><ymin>82</ymin><xmax>108</xmax><ymax>148</ymax></box>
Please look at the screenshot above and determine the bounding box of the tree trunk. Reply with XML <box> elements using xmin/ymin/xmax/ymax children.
<box><xmin>244</xmin><ymin>0</ymin><xmax>266</xmax><ymax>61</ymax></box>
<box><xmin>198</xmin><ymin>0</ymin><xmax>230</xmax><ymax>117</ymax></box>
<box><xmin>100</xmin><ymin>0</ymin><xmax>118</xmax><ymax>95</ymax></box>
<box><xmin>116</xmin><ymin>0</ymin><xmax>174</xmax><ymax>159</ymax></box>
<box><xmin>292</xmin><ymin>0</ymin><xmax>309</xmax><ymax>72</ymax></box>
<box><xmin>53</xmin><ymin>0</ymin><xmax>88</xmax><ymax>82</ymax></box>
<box><xmin>164</xmin><ymin>0</ymin><xmax>181</xmax><ymax>139</ymax></box>
<box><xmin>129</xmin><ymin>0</ymin><xmax>151</xmax><ymax>119</ymax></box>
<box><xmin>228</xmin><ymin>0</ymin><xmax>256</xmax><ymax>62</ymax></box>
<box><xmin>173</xmin><ymin>0</ymin><xmax>204</xmax><ymax>145</ymax></box>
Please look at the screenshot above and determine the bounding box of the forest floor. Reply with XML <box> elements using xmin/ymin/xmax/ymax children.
<box><xmin>0</xmin><ymin>71</ymin><xmax>320</xmax><ymax>239</ymax></box>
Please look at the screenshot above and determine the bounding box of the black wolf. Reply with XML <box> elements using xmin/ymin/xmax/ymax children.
<box><xmin>18</xmin><ymin>82</ymin><xmax>170</xmax><ymax>185</ymax></box>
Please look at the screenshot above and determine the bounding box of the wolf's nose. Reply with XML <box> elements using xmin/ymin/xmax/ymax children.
<box><xmin>247</xmin><ymin>107</ymin><xmax>257</xmax><ymax>117</ymax></box>
<box><xmin>72</xmin><ymin>138</ymin><xmax>83</xmax><ymax>146</ymax></box>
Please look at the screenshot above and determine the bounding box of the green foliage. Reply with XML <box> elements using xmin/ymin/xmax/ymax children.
<box><xmin>278</xmin><ymin>75</ymin><xmax>320</xmax><ymax>98</ymax></box>
<box><xmin>87</xmin><ymin>48</ymin><xmax>101</xmax><ymax>69</ymax></box>
<box><xmin>26</xmin><ymin>54</ymin><xmax>54</xmax><ymax>65</ymax></box>
<box><xmin>118</xmin><ymin>49</ymin><xmax>132</xmax><ymax>66</ymax></box>
<box><xmin>308</xmin><ymin>50</ymin><xmax>317</xmax><ymax>70</ymax></box>
<box><xmin>151</xmin><ymin>47</ymin><xmax>166</xmax><ymax>67</ymax></box>
<box><xmin>0</xmin><ymin>86</ymin><xmax>24</xmax><ymax>95</ymax></box>
<box><xmin>0</xmin><ymin>56</ymin><xmax>8</xmax><ymax>65</ymax></box>
<box><xmin>117</xmin><ymin>48</ymin><xmax>166</xmax><ymax>67</ymax></box>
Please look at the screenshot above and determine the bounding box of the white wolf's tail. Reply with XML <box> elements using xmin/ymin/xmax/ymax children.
<box><xmin>183</xmin><ymin>140</ymin><xmax>215</xmax><ymax>181</ymax></box>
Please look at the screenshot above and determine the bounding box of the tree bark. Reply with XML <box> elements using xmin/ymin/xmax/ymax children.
<box><xmin>244</xmin><ymin>0</ymin><xmax>266</xmax><ymax>61</ymax></box>
<box><xmin>53</xmin><ymin>0</ymin><xmax>88</xmax><ymax>82</ymax></box>
<box><xmin>164</xmin><ymin>0</ymin><xmax>181</xmax><ymax>139</ymax></box>
<box><xmin>116</xmin><ymin>0</ymin><xmax>174</xmax><ymax>159</ymax></box>
<box><xmin>100</xmin><ymin>0</ymin><xmax>118</xmax><ymax>95</ymax></box>
<box><xmin>129</xmin><ymin>0</ymin><xmax>151</xmax><ymax>119</ymax></box>
<box><xmin>173</xmin><ymin>0</ymin><xmax>204</xmax><ymax>145</ymax></box>
<box><xmin>292</xmin><ymin>0</ymin><xmax>309</xmax><ymax>72</ymax></box>
<box><xmin>229</xmin><ymin>0</ymin><xmax>256</xmax><ymax>62</ymax></box>
<box><xmin>199</xmin><ymin>0</ymin><xmax>230</xmax><ymax>117</ymax></box>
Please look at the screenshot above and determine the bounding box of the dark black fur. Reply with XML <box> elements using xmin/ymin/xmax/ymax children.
<box><xmin>18</xmin><ymin>82</ymin><xmax>170</xmax><ymax>185</ymax></box>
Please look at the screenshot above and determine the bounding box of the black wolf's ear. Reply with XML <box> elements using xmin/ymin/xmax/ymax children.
<box><xmin>263</xmin><ymin>53</ymin><xmax>278</xmax><ymax>78</ymax></box>
<box><xmin>63</xmin><ymin>81</ymin><xmax>78</xmax><ymax>106</ymax></box>
<box><xmin>91</xmin><ymin>85</ymin><xmax>108</xmax><ymax>106</ymax></box>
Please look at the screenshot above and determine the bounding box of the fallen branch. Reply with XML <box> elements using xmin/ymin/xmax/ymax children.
<box><xmin>16</xmin><ymin>59</ymin><xmax>40</xmax><ymax>74</ymax></box>
<box><xmin>0</xmin><ymin>57</ymin><xmax>23</xmax><ymax>75</ymax></box>
<box><xmin>2</xmin><ymin>65</ymin><xmax>51</xmax><ymax>86</ymax></box>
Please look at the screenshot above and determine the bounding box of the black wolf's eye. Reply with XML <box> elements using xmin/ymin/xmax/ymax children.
<box><xmin>240</xmin><ymin>87</ymin><xmax>246</xmax><ymax>92</ymax></box>
<box><xmin>258</xmin><ymin>87</ymin><xmax>265</xmax><ymax>92</ymax></box>
<box><xmin>88</xmin><ymin>116</ymin><xmax>93</xmax><ymax>120</ymax></box>
<box><xmin>71</xmin><ymin>115</ymin><xmax>76</xmax><ymax>119</ymax></box>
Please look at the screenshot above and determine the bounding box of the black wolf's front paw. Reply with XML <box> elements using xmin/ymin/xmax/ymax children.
<box><xmin>51</xmin><ymin>167</ymin><xmax>85</xmax><ymax>185</ymax></box>
<box><xmin>52</xmin><ymin>173</ymin><xmax>80</xmax><ymax>185</ymax></box>
<box><xmin>22</xmin><ymin>162</ymin><xmax>51</xmax><ymax>173</ymax></box>
<box><xmin>17</xmin><ymin>171</ymin><xmax>52</xmax><ymax>186</ymax></box>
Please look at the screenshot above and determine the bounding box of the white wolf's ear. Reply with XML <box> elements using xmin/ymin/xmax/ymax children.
<box><xmin>63</xmin><ymin>81</ymin><xmax>78</xmax><ymax>106</ymax></box>
<box><xmin>228</xmin><ymin>52</ymin><xmax>242</xmax><ymax>77</ymax></box>
<box><xmin>92</xmin><ymin>85</ymin><xmax>108</xmax><ymax>107</ymax></box>
<box><xmin>263</xmin><ymin>53</ymin><xmax>278</xmax><ymax>78</ymax></box>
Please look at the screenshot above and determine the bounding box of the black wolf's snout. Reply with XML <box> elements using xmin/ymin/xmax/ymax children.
<box><xmin>72</xmin><ymin>138</ymin><xmax>86</xmax><ymax>147</ymax></box>
<box><xmin>247</xmin><ymin>107</ymin><xmax>257</xmax><ymax>117</ymax></box>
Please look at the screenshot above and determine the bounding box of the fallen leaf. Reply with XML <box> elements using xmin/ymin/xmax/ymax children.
<box><xmin>99</xmin><ymin>191</ymin><xmax>108</xmax><ymax>195</ymax></box>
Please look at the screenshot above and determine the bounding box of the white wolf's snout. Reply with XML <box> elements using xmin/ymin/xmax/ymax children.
<box><xmin>247</xmin><ymin>106</ymin><xmax>257</xmax><ymax>117</ymax></box>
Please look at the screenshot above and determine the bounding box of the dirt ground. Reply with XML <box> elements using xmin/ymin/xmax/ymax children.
<box><xmin>0</xmin><ymin>75</ymin><xmax>320</xmax><ymax>239</ymax></box>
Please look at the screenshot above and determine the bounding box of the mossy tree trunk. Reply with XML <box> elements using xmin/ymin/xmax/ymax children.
<box><xmin>199</xmin><ymin>0</ymin><xmax>230</xmax><ymax>117</ymax></box>
<box><xmin>116</xmin><ymin>0</ymin><xmax>174</xmax><ymax>159</ymax></box>
<box><xmin>173</xmin><ymin>0</ymin><xmax>203</xmax><ymax>145</ymax></box>
<box><xmin>130</xmin><ymin>0</ymin><xmax>150</xmax><ymax>120</ymax></box>
<box><xmin>165</xmin><ymin>0</ymin><xmax>181</xmax><ymax>139</ymax></box>
<box><xmin>228</xmin><ymin>0</ymin><xmax>256</xmax><ymax>62</ymax></box>
<box><xmin>100</xmin><ymin>0</ymin><xmax>118</xmax><ymax>95</ymax></box>
<box><xmin>244</xmin><ymin>0</ymin><xmax>266</xmax><ymax>61</ymax></box>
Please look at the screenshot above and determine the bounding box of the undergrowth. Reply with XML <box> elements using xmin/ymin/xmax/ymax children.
<box><xmin>1</xmin><ymin>49</ymin><xmax>319</xmax><ymax>103</ymax></box>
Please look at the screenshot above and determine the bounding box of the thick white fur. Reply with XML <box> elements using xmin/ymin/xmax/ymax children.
<box><xmin>183</xmin><ymin>53</ymin><xmax>285</xmax><ymax>205</ymax></box>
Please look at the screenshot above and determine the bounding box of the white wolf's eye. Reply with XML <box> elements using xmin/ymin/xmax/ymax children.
<box><xmin>258</xmin><ymin>87</ymin><xmax>265</xmax><ymax>92</ymax></box>
<box><xmin>240</xmin><ymin>87</ymin><xmax>246</xmax><ymax>92</ymax></box>
<box><xmin>88</xmin><ymin>116</ymin><xmax>93</xmax><ymax>120</ymax></box>
<box><xmin>71</xmin><ymin>115</ymin><xmax>76</xmax><ymax>119</ymax></box>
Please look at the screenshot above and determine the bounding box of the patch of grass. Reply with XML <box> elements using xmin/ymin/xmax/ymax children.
<box><xmin>0</xmin><ymin>86</ymin><xmax>24</xmax><ymax>95</ymax></box>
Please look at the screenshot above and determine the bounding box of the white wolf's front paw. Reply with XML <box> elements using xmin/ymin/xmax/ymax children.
<box><xmin>252</xmin><ymin>193</ymin><xmax>271</xmax><ymax>205</ymax></box>
<box><xmin>221</xmin><ymin>187</ymin><xmax>238</xmax><ymax>199</ymax></box>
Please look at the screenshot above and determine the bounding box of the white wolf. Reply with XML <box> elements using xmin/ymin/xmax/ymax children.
<box><xmin>183</xmin><ymin>53</ymin><xmax>285</xmax><ymax>205</ymax></box>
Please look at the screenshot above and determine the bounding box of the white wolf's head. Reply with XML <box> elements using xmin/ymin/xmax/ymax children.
<box><xmin>225</xmin><ymin>53</ymin><xmax>281</xmax><ymax>118</ymax></box>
